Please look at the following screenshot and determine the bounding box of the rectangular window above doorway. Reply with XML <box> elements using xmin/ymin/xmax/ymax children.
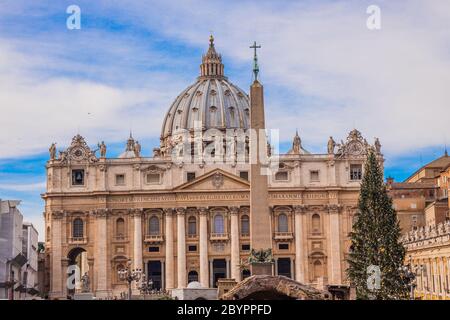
<box><xmin>71</xmin><ymin>169</ymin><xmax>85</xmax><ymax>186</ymax></box>
<box><xmin>350</xmin><ymin>164</ymin><xmax>362</xmax><ymax>181</ymax></box>
<box><xmin>187</xmin><ymin>172</ymin><xmax>196</xmax><ymax>182</ymax></box>
<box><xmin>278</xmin><ymin>243</ymin><xmax>289</xmax><ymax>250</ymax></box>
<box><xmin>146</xmin><ymin>173</ymin><xmax>160</xmax><ymax>184</ymax></box>
<box><xmin>239</xmin><ymin>171</ymin><xmax>249</xmax><ymax>181</ymax></box>
<box><xmin>188</xmin><ymin>245</ymin><xmax>197</xmax><ymax>252</ymax></box>
<box><xmin>275</xmin><ymin>171</ymin><xmax>288</xmax><ymax>181</ymax></box>
<box><xmin>148</xmin><ymin>246</ymin><xmax>159</xmax><ymax>252</ymax></box>
<box><xmin>241</xmin><ymin>244</ymin><xmax>250</xmax><ymax>251</ymax></box>
<box><xmin>310</xmin><ymin>170</ymin><xmax>319</xmax><ymax>182</ymax></box>
<box><xmin>115</xmin><ymin>174</ymin><xmax>125</xmax><ymax>186</ymax></box>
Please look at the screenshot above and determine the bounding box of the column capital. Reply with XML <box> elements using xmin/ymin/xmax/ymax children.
<box><xmin>94</xmin><ymin>208</ymin><xmax>110</xmax><ymax>218</ymax></box>
<box><xmin>52</xmin><ymin>210</ymin><xmax>65</xmax><ymax>220</ymax></box>
<box><xmin>229</xmin><ymin>206</ymin><xmax>239</xmax><ymax>215</ymax></box>
<box><xmin>327</xmin><ymin>204</ymin><xmax>342</xmax><ymax>214</ymax></box>
<box><xmin>176</xmin><ymin>207</ymin><xmax>186</xmax><ymax>216</ymax></box>
<box><xmin>293</xmin><ymin>205</ymin><xmax>307</xmax><ymax>214</ymax></box>
<box><xmin>198</xmin><ymin>207</ymin><xmax>209</xmax><ymax>216</ymax></box>
<box><xmin>163</xmin><ymin>208</ymin><xmax>175</xmax><ymax>216</ymax></box>
<box><xmin>129</xmin><ymin>208</ymin><xmax>143</xmax><ymax>217</ymax></box>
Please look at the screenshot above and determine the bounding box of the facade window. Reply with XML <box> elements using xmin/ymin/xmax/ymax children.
<box><xmin>240</xmin><ymin>215</ymin><xmax>250</xmax><ymax>236</ymax></box>
<box><xmin>116</xmin><ymin>218</ymin><xmax>125</xmax><ymax>237</ymax></box>
<box><xmin>72</xmin><ymin>218</ymin><xmax>84</xmax><ymax>238</ymax></box>
<box><xmin>146</xmin><ymin>173</ymin><xmax>160</xmax><ymax>184</ymax></box>
<box><xmin>239</xmin><ymin>171</ymin><xmax>249</xmax><ymax>181</ymax></box>
<box><xmin>188</xmin><ymin>271</ymin><xmax>199</xmax><ymax>283</ymax></box>
<box><xmin>187</xmin><ymin>172</ymin><xmax>196</xmax><ymax>182</ymax></box>
<box><xmin>188</xmin><ymin>245</ymin><xmax>197</xmax><ymax>252</ymax></box>
<box><xmin>350</xmin><ymin>164</ymin><xmax>362</xmax><ymax>181</ymax></box>
<box><xmin>188</xmin><ymin>216</ymin><xmax>197</xmax><ymax>236</ymax></box>
<box><xmin>277</xmin><ymin>214</ymin><xmax>288</xmax><ymax>233</ymax></box>
<box><xmin>313</xmin><ymin>260</ymin><xmax>324</xmax><ymax>280</ymax></box>
<box><xmin>275</xmin><ymin>171</ymin><xmax>288</xmax><ymax>181</ymax></box>
<box><xmin>149</xmin><ymin>216</ymin><xmax>160</xmax><ymax>235</ymax></box>
<box><xmin>312</xmin><ymin>214</ymin><xmax>321</xmax><ymax>233</ymax></box>
<box><xmin>46</xmin><ymin>226</ymin><xmax>51</xmax><ymax>242</ymax></box>
<box><xmin>277</xmin><ymin>258</ymin><xmax>292</xmax><ymax>278</ymax></box>
<box><xmin>71</xmin><ymin>169</ymin><xmax>85</xmax><ymax>186</ymax></box>
<box><xmin>241</xmin><ymin>244</ymin><xmax>250</xmax><ymax>251</ymax></box>
<box><xmin>242</xmin><ymin>269</ymin><xmax>251</xmax><ymax>279</ymax></box>
<box><xmin>115</xmin><ymin>174</ymin><xmax>125</xmax><ymax>185</ymax></box>
<box><xmin>148</xmin><ymin>246</ymin><xmax>159</xmax><ymax>252</ymax></box>
<box><xmin>310</xmin><ymin>170</ymin><xmax>319</xmax><ymax>182</ymax></box>
<box><xmin>214</xmin><ymin>214</ymin><xmax>224</xmax><ymax>234</ymax></box>
<box><xmin>278</xmin><ymin>243</ymin><xmax>289</xmax><ymax>250</ymax></box>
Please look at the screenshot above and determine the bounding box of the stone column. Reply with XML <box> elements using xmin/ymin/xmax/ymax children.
<box><xmin>50</xmin><ymin>211</ymin><xmax>63</xmax><ymax>298</ymax></box>
<box><xmin>61</xmin><ymin>258</ymin><xmax>69</xmax><ymax>297</ymax></box>
<box><xmin>209</xmin><ymin>260</ymin><xmax>214</xmax><ymax>287</ymax></box>
<box><xmin>95</xmin><ymin>209</ymin><xmax>109</xmax><ymax>298</ymax></box>
<box><xmin>328</xmin><ymin>205</ymin><xmax>342</xmax><ymax>285</ymax></box>
<box><xmin>132</xmin><ymin>209</ymin><xmax>143</xmax><ymax>293</ymax></box>
<box><xmin>198</xmin><ymin>207</ymin><xmax>209</xmax><ymax>288</ymax></box>
<box><xmin>164</xmin><ymin>208</ymin><xmax>174</xmax><ymax>290</ymax></box>
<box><xmin>176</xmin><ymin>207</ymin><xmax>186</xmax><ymax>288</ymax></box>
<box><xmin>230</xmin><ymin>207</ymin><xmax>241</xmax><ymax>282</ymax></box>
<box><xmin>294</xmin><ymin>206</ymin><xmax>306</xmax><ymax>283</ymax></box>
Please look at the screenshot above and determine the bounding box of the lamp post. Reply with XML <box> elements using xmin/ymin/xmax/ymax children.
<box><xmin>138</xmin><ymin>274</ymin><xmax>153</xmax><ymax>300</ymax></box>
<box><xmin>400</xmin><ymin>255</ymin><xmax>423</xmax><ymax>300</ymax></box>
<box><xmin>117</xmin><ymin>260</ymin><xmax>142</xmax><ymax>300</ymax></box>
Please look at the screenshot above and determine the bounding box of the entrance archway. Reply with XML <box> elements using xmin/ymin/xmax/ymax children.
<box><xmin>67</xmin><ymin>247</ymin><xmax>88</xmax><ymax>296</ymax></box>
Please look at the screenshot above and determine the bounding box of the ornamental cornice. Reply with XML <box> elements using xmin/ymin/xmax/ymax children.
<box><xmin>163</xmin><ymin>208</ymin><xmax>175</xmax><ymax>216</ymax></box>
<box><xmin>176</xmin><ymin>207</ymin><xmax>186</xmax><ymax>215</ymax></box>
<box><xmin>52</xmin><ymin>211</ymin><xmax>65</xmax><ymax>219</ymax></box>
<box><xmin>327</xmin><ymin>204</ymin><xmax>342</xmax><ymax>214</ymax></box>
<box><xmin>293</xmin><ymin>205</ymin><xmax>307</xmax><ymax>215</ymax></box>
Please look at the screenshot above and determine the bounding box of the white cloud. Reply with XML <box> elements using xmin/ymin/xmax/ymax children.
<box><xmin>0</xmin><ymin>181</ymin><xmax>46</xmax><ymax>192</ymax></box>
<box><xmin>104</xmin><ymin>0</ymin><xmax>450</xmax><ymax>154</ymax></box>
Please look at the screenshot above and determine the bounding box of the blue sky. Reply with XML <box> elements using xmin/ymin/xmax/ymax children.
<box><xmin>0</xmin><ymin>0</ymin><xmax>449</xmax><ymax>239</ymax></box>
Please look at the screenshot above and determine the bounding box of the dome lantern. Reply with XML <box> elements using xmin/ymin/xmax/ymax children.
<box><xmin>200</xmin><ymin>35</ymin><xmax>225</xmax><ymax>78</ymax></box>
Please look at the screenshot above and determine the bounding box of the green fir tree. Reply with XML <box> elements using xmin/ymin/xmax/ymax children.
<box><xmin>347</xmin><ymin>150</ymin><xmax>409</xmax><ymax>299</ymax></box>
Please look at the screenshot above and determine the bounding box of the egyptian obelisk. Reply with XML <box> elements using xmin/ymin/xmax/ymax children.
<box><xmin>249</xmin><ymin>42</ymin><xmax>272</xmax><ymax>254</ymax></box>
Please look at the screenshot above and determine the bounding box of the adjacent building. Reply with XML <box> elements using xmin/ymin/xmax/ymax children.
<box><xmin>0</xmin><ymin>200</ymin><xmax>39</xmax><ymax>299</ymax></box>
<box><xmin>401</xmin><ymin>153</ymin><xmax>450</xmax><ymax>300</ymax></box>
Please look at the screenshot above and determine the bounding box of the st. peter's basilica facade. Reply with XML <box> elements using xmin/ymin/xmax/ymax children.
<box><xmin>43</xmin><ymin>37</ymin><xmax>383</xmax><ymax>298</ymax></box>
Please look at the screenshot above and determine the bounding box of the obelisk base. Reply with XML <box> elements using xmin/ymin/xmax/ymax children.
<box><xmin>250</xmin><ymin>262</ymin><xmax>274</xmax><ymax>276</ymax></box>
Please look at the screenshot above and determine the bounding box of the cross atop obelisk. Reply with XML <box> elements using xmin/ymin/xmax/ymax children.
<box><xmin>250</xmin><ymin>41</ymin><xmax>261</xmax><ymax>81</ymax></box>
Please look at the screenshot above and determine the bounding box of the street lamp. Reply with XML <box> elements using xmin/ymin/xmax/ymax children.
<box><xmin>400</xmin><ymin>255</ymin><xmax>423</xmax><ymax>300</ymax></box>
<box><xmin>138</xmin><ymin>274</ymin><xmax>153</xmax><ymax>300</ymax></box>
<box><xmin>117</xmin><ymin>260</ymin><xmax>142</xmax><ymax>300</ymax></box>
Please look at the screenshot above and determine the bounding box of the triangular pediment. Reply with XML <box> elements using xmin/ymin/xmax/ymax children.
<box><xmin>174</xmin><ymin>168</ymin><xmax>250</xmax><ymax>191</ymax></box>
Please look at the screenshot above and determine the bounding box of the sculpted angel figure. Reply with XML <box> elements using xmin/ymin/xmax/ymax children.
<box><xmin>374</xmin><ymin>138</ymin><xmax>381</xmax><ymax>153</ymax></box>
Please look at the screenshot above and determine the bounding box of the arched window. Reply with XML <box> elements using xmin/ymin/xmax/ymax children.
<box><xmin>313</xmin><ymin>260</ymin><xmax>324</xmax><ymax>280</ymax></box>
<box><xmin>312</xmin><ymin>214</ymin><xmax>321</xmax><ymax>233</ymax></box>
<box><xmin>188</xmin><ymin>216</ymin><xmax>197</xmax><ymax>236</ymax></box>
<box><xmin>277</xmin><ymin>214</ymin><xmax>288</xmax><ymax>232</ymax></box>
<box><xmin>149</xmin><ymin>216</ymin><xmax>160</xmax><ymax>235</ymax></box>
<box><xmin>72</xmin><ymin>218</ymin><xmax>84</xmax><ymax>238</ymax></box>
<box><xmin>240</xmin><ymin>215</ymin><xmax>250</xmax><ymax>236</ymax></box>
<box><xmin>188</xmin><ymin>270</ymin><xmax>198</xmax><ymax>283</ymax></box>
<box><xmin>116</xmin><ymin>218</ymin><xmax>125</xmax><ymax>236</ymax></box>
<box><xmin>214</xmin><ymin>214</ymin><xmax>224</xmax><ymax>234</ymax></box>
<box><xmin>46</xmin><ymin>226</ymin><xmax>51</xmax><ymax>241</ymax></box>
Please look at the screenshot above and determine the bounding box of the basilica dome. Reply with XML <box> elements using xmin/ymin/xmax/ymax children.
<box><xmin>160</xmin><ymin>36</ymin><xmax>250</xmax><ymax>145</ymax></box>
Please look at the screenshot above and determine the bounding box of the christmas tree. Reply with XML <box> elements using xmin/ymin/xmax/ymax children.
<box><xmin>347</xmin><ymin>150</ymin><xmax>409</xmax><ymax>299</ymax></box>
